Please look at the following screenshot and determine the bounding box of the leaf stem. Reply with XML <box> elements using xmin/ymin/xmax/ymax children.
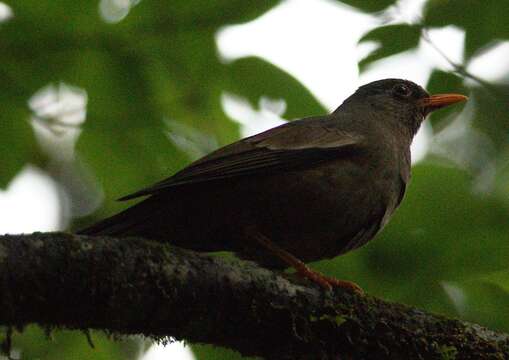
<box><xmin>421</xmin><ymin>29</ymin><xmax>505</xmax><ymax>96</ymax></box>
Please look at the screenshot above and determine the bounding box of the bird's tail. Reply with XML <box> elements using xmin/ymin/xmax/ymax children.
<box><xmin>77</xmin><ymin>197</ymin><xmax>156</xmax><ymax>237</ymax></box>
<box><xmin>77</xmin><ymin>194</ymin><xmax>227</xmax><ymax>253</ymax></box>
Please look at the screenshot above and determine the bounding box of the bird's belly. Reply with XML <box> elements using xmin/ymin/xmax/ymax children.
<box><xmin>227</xmin><ymin>158</ymin><xmax>398</xmax><ymax>266</ymax></box>
<box><xmin>156</xmin><ymin>156</ymin><xmax>402</xmax><ymax>269</ymax></box>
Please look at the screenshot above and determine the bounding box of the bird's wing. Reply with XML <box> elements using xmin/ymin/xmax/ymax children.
<box><xmin>119</xmin><ymin>119</ymin><xmax>364</xmax><ymax>200</ymax></box>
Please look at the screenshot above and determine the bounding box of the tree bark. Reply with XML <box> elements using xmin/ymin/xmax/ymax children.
<box><xmin>0</xmin><ymin>232</ymin><xmax>507</xmax><ymax>359</ymax></box>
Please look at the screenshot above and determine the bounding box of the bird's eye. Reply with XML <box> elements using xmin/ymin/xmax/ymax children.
<box><xmin>393</xmin><ymin>84</ymin><xmax>412</xmax><ymax>98</ymax></box>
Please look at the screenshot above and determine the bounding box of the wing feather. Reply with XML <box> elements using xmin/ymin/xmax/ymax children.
<box><xmin>119</xmin><ymin>118</ymin><xmax>363</xmax><ymax>200</ymax></box>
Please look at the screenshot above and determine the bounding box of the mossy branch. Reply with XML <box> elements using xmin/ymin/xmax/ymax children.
<box><xmin>0</xmin><ymin>232</ymin><xmax>507</xmax><ymax>359</ymax></box>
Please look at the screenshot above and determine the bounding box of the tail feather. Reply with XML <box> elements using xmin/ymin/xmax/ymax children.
<box><xmin>77</xmin><ymin>198</ymin><xmax>155</xmax><ymax>236</ymax></box>
<box><xmin>78</xmin><ymin>194</ymin><xmax>227</xmax><ymax>253</ymax></box>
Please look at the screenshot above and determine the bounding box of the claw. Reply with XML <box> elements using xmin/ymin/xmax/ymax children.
<box><xmin>252</xmin><ymin>231</ymin><xmax>364</xmax><ymax>295</ymax></box>
<box><xmin>295</xmin><ymin>265</ymin><xmax>364</xmax><ymax>295</ymax></box>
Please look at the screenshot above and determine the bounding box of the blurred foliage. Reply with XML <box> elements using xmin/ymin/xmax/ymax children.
<box><xmin>1</xmin><ymin>0</ymin><xmax>509</xmax><ymax>359</ymax></box>
<box><xmin>2</xmin><ymin>326</ymin><xmax>139</xmax><ymax>360</ymax></box>
<box><xmin>335</xmin><ymin>0</ymin><xmax>396</xmax><ymax>13</ymax></box>
<box><xmin>358</xmin><ymin>24</ymin><xmax>422</xmax><ymax>71</ymax></box>
<box><xmin>425</xmin><ymin>69</ymin><xmax>468</xmax><ymax>130</ymax></box>
<box><xmin>423</xmin><ymin>0</ymin><xmax>509</xmax><ymax>60</ymax></box>
<box><xmin>342</xmin><ymin>0</ymin><xmax>509</xmax><ymax>337</ymax></box>
<box><xmin>192</xmin><ymin>344</ymin><xmax>246</xmax><ymax>360</ymax></box>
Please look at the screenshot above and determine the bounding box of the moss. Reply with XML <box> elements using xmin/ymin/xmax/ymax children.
<box><xmin>309</xmin><ymin>314</ymin><xmax>347</xmax><ymax>326</ymax></box>
<box><xmin>2</xmin><ymin>232</ymin><xmax>509</xmax><ymax>359</ymax></box>
<box><xmin>438</xmin><ymin>345</ymin><xmax>458</xmax><ymax>360</ymax></box>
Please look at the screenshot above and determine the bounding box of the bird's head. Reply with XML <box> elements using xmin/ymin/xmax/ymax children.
<box><xmin>339</xmin><ymin>78</ymin><xmax>467</xmax><ymax>136</ymax></box>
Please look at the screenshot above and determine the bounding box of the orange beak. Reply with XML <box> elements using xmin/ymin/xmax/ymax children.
<box><xmin>418</xmin><ymin>93</ymin><xmax>468</xmax><ymax>113</ymax></box>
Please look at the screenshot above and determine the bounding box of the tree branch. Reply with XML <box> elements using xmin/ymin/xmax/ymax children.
<box><xmin>421</xmin><ymin>29</ymin><xmax>508</xmax><ymax>103</ymax></box>
<box><xmin>0</xmin><ymin>232</ymin><xmax>507</xmax><ymax>359</ymax></box>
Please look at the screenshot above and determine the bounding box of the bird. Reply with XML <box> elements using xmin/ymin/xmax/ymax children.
<box><xmin>79</xmin><ymin>78</ymin><xmax>467</xmax><ymax>293</ymax></box>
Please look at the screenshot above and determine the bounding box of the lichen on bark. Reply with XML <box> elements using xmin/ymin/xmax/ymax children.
<box><xmin>0</xmin><ymin>232</ymin><xmax>507</xmax><ymax>359</ymax></box>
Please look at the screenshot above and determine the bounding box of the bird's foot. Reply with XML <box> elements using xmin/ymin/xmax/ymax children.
<box><xmin>251</xmin><ymin>230</ymin><xmax>363</xmax><ymax>294</ymax></box>
<box><xmin>295</xmin><ymin>265</ymin><xmax>364</xmax><ymax>295</ymax></box>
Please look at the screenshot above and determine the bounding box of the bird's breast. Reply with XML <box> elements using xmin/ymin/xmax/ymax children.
<box><xmin>229</xmin><ymin>149</ymin><xmax>405</xmax><ymax>264</ymax></box>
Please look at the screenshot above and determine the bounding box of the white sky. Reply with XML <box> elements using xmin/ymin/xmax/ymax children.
<box><xmin>218</xmin><ymin>0</ymin><xmax>375</xmax><ymax>109</ymax></box>
<box><xmin>1</xmin><ymin>0</ymin><xmax>507</xmax><ymax>358</ymax></box>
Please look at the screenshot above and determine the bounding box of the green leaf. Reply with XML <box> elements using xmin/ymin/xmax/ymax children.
<box><xmin>223</xmin><ymin>57</ymin><xmax>326</xmax><ymax>119</ymax></box>
<box><xmin>316</xmin><ymin>163</ymin><xmax>509</xmax><ymax>318</ymax></box>
<box><xmin>135</xmin><ymin>31</ymin><xmax>241</xmax><ymax>147</ymax></box>
<box><xmin>8</xmin><ymin>326</ymin><xmax>139</xmax><ymax>360</ymax></box>
<box><xmin>1</xmin><ymin>2</ymin><xmax>102</xmax><ymax>58</ymax></box>
<box><xmin>336</xmin><ymin>0</ymin><xmax>397</xmax><ymax>13</ymax></box>
<box><xmin>0</xmin><ymin>100</ymin><xmax>36</xmax><ymax>188</ymax></box>
<box><xmin>443</xmin><ymin>280</ymin><xmax>509</xmax><ymax>333</ymax></box>
<box><xmin>482</xmin><ymin>270</ymin><xmax>509</xmax><ymax>295</ymax></box>
<box><xmin>385</xmin><ymin>164</ymin><xmax>509</xmax><ymax>278</ymax></box>
<box><xmin>0</xmin><ymin>2</ymin><xmax>102</xmax><ymax>188</ymax></box>
<box><xmin>424</xmin><ymin>0</ymin><xmax>509</xmax><ymax>60</ymax></box>
<box><xmin>192</xmin><ymin>344</ymin><xmax>249</xmax><ymax>360</ymax></box>
<box><xmin>423</xmin><ymin>0</ymin><xmax>470</xmax><ymax>28</ymax></box>
<box><xmin>469</xmin><ymin>83</ymin><xmax>509</xmax><ymax>151</ymax></box>
<box><xmin>0</xmin><ymin>0</ymin><xmax>282</xmax><ymax>194</ymax></box>
<box><xmin>0</xmin><ymin>57</ymin><xmax>45</xmax><ymax>188</ymax></box>
<box><xmin>144</xmin><ymin>0</ymin><xmax>280</xmax><ymax>28</ymax></box>
<box><xmin>425</xmin><ymin>69</ymin><xmax>468</xmax><ymax>131</ymax></box>
<box><xmin>71</xmin><ymin>47</ymin><xmax>188</xmax><ymax>216</ymax></box>
<box><xmin>358</xmin><ymin>24</ymin><xmax>422</xmax><ymax>72</ymax></box>
<box><xmin>494</xmin><ymin>151</ymin><xmax>509</xmax><ymax>205</ymax></box>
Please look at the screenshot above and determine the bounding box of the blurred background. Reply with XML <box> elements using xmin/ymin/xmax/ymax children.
<box><xmin>1</xmin><ymin>0</ymin><xmax>509</xmax><ymax>359</ymax></box>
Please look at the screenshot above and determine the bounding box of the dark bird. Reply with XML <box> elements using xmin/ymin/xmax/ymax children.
<box><xmin>79</xmin><ymin>79</ymin><xmax>467</xmax><ymax>292</ymax></box>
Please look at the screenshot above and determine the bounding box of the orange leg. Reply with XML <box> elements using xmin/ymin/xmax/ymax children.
<box><xmin>252</xmin><ymin>232</ymin><xmax>363</xmax><ymax>294</ymax></box>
